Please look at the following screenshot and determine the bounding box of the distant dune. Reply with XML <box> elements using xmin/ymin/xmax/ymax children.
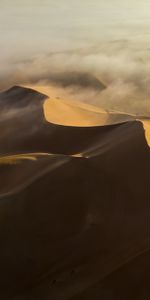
<box><xmin>0</xmin><ymin>86</ymin><xmax>150</xmax><ymax>299</ymax></box>
<box><xmin>44</xmin><ymin>71</ymin><xmax>106</xmax><ymax>90</ymax></box>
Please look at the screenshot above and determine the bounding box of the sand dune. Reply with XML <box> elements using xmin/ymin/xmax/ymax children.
<box><xmin>24</xmin><ymin>84</ymin><xmax>150</xmax><ymax>147</ymax></box>
<box><xmin>0</xmin><ymin>86</ymin><xmax>150</xmax><ymax>299</ymax></box>
<box><xmin>43</xmin><ymin>97</ymin><xmax>134</xmax><ymax>126</ymax></box>
<box><xmin>43</xmin><ymin>90</ymin><xmax>150</xmax><ymax>148</ymax></box>
<box><xmin>24</xmin><ymin>84</ymin><xmax>134</xmax><ymax>126</ymax></box>
<box><xmin>139</xmin><ymin>118</ymin><xmax>150</xmax><ymax>147</ymax></box>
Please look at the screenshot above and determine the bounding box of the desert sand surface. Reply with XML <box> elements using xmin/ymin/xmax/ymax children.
<box><xmin>0</xmin><ymin>86</ymin><xmax>150</xmax><ymax>299</ymax></box>
<box><xmin>24</xmin><ymin>84</ymin><xmax>150</xmax><ymax>147</ymax></box>
<box><xmin>139</xmin><ymin>118</ymin><xmax>150</xmax><ymax>147</ymax></box>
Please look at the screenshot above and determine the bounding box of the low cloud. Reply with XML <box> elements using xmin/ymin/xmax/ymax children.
<box><xmin>1</xmin><ymin>43</ymin><xmax>150</xmax><ymax>115</ymax></box>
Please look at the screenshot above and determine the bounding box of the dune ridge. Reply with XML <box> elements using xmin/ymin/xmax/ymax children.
<box><xmin>22</xmin><ymin>84</ymin><xmax>150</xmax><ymax>147</ymax></box>
<box><xmin>0</xmin><ymin>85</ymin><xmax>150</xmax><ymax>299</ymax></box>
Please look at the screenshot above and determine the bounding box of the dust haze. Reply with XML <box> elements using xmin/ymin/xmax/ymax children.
<box><xmin>1</xmin><ymin>0</ymin><xmax>150</xmax><ymax>115</ymax></box>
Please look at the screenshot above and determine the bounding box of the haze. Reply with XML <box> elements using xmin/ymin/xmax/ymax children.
<box><xmin>1</xmin><ymin>1</ymin><xmax>150</xmax><ymax>56</ymax></box>
<box><xmin>1</xmin><ymin>0</ymin><xmax>150</xmax><ymax>115</ymax></box>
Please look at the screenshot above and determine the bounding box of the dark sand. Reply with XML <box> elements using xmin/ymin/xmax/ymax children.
<box><xmin>0</xmin><ymin>86</ymin><xmax>150</xmax><ymax>299</ymax></box>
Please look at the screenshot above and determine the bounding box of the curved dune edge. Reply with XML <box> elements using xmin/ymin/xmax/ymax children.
<box><xmin>43</xmin><ymin>97</ymin><xmax>150</xmax><ymax>147</ymax></box>
<box><xmin>22</xmin><ymin>84</ymin><xmax>150</xmax><ymax>147</ymax></box>
<box><xmin>0</xmin><ymin>153</ymin><xmax>83</xmax><ymax>165</ymax></box>
<box><xmin>0</xmin><ymin>153</ymin><xmax>84</xmax><ymax>198</ymax></box>
<box><xmin>43</xmin><ymin>97</ymin><xmax>135</xmax><ymax>127</ymax></box>
<box><xmin>0</xmin><ymin>153</ymin><xmax>52</xmax><ymax>164</ymax></box>
<box><xmin>139</xmin><ymin>119</ymin><xmax>150</xmax><ymax>147</ymax></box>
<box><xmin>43</xmin><ymin>98</ymin><xmax>110</xmax><ymax>127</ymax></box>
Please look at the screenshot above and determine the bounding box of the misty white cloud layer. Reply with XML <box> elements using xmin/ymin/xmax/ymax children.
<box><xmin>1</xmin><ymin>0</ymin><xmax>150</xmax><ymax>114</ymax></box>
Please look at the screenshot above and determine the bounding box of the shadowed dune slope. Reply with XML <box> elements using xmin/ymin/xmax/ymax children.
<box><xmin>0</xmin><ymin>85</ymin><xmax>47</xmax><ymax>107</ymax></box>
<box><xmin>0</xmin><ymin>86</ymin><xmax>150</xmax><ymax>299</ymax></box>
<box><xmin>0</xmin><ymin>85</ymin><xmax>134</xmax><ymax>155</ymax></box>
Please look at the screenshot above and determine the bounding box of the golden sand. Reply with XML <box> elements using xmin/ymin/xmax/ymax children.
<box><xmin>139</xmin><ymin>119</ymin><xmax>150</xmax><ymax>147</ymax></box>
<box><xmin>0</xmin><ymin>153</ymin><xmax>51</xmax><ymax>165</ymax></box>
<box><xmin>22</xmin><ymin>84</ymin><xmax>150</xmax><ymax>147</ymax></box>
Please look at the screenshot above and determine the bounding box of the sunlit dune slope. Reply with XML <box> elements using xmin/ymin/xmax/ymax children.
<box><xmin>0</xmin><ymin>85</ymin><xmax>149</xmax><ymax>151</ymax></box>
<box><xmin>0</xmin><ymin>84</ymin><xmax>148</xmax><ymax>149</ymax></box>
<box><xmin>43</xmin><ymin>92</ymin><xmax>150</xmax><ymax>148</ymax></box>
<box><xmin>43</xmin><ymin>97</ymin><xmax>134</xmax><ymax>126</ymax></box>
<box><xmin>0</xmin><ymin>153</ymin><xmax>51</xmax><ymax>164</ymax></box>
<box><xmin>43</xmin><ymin>96</ymin><xmax>150</xmax><ymax>148</ymax></box>
<box><xmin>139</xmin><ymin>118</ymin><xmax>150</xmax><ymax>147</ymax></box>
<box><xmin>24</xmin><ymin>84</ymin><xmax>133</xmax><ymax>126</ymax></box>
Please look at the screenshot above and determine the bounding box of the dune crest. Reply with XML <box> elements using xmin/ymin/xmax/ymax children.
<box><xmin>44</xmin><ymin>96</ymin><xmax>150</xmax><ymax>148</ymax></box>
<box><xmin>43</xmin><ymin>97</ymin><xmax>110</xmax><ymax>127</ymax></box>
<box><xmin>139</xmin><ymin>119</ymin><xmax>150</xmax><ymax>147</ymax></box>
<box><xmin>22</xmin><ymin>84</ymin><xmax>150</xmax><ymax>147</ymax></box>
<box><xmin>0</xmin><ymin>85</ymin><xmax>150</xmax><ymax>299</ymax></box>
<box><xmin>0</xmin><ymin>153</ymin><xmax>52</xmax><ymax>165</ymax></box>
<box><xmin>3</xmin><ymin>84</ymin><xmax>147</xmax><ymax>149</ymax></box>
<box><xmin>42</xmin><ymin>92</ymin><xmax>134</xmax><ymax>127</ymax></box>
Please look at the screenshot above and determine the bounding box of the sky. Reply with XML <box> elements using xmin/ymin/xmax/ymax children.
<box><xmin>1</xmin><ymin>0</ymin><xmax>150</xmax><ymax>56</ymax></box>
<box><xmin>1</xmin><ymin>0</ymin><xmax>150</xmax><ymax>114</ymax></box>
